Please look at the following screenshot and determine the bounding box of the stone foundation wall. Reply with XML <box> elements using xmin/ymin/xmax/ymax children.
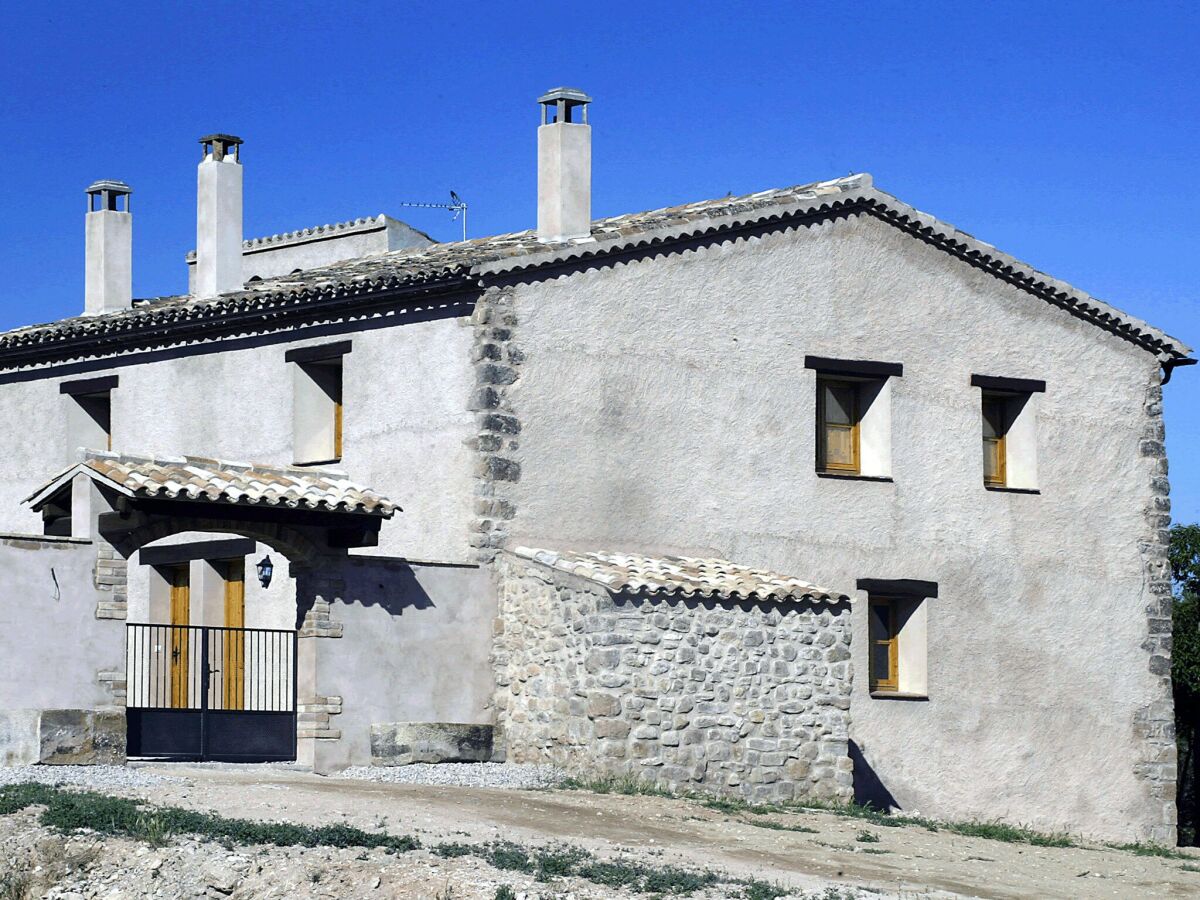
<box><xmin>493</xmin><ymin>555</ymin><xmax>853</xmax><ymax>802</ymax></box>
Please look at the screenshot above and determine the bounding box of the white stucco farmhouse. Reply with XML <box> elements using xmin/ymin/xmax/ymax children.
<box><xmin>0</xmin><ymin>89</ymin><xmax>1191</xmax><ymax>844</ymax></box>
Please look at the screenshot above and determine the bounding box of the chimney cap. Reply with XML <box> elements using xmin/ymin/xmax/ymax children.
<box><xmin>537</xmin><ymin>87</ymin><xmax>592</xmax><ymax>105</ymax></box>
<box><xmin>85</xmin><ymin>180</ymin><xmax>132</xmax><ymax>195</ymax></box>
<box><xmin>199</xmin><ymin>134</ymin><xmax>243</xmax><ymax>162</ymax></box>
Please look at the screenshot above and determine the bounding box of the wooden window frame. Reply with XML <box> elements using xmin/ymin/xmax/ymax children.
<box><xmin>816</xmin><ymin>376</ymin><xmax>861</xmax><ymax>475</ymax></box>
<box><xmin>333</xmin><ymin>384</ymin><xmax>344</xmax><ymax>462</ymax></box>
<box><xmin>981</xmin><ymin>392</ymin><xmax>1009</xmax><ymax>488</ymax></box>
<box><xmin>869</xmin><ymin>597</ymin><xmax>900</xmax><ymax>693</ymax></box>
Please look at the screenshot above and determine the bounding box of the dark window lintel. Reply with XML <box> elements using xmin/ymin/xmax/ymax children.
<box><xmin>970</xmin><ymin>374</ymin><xmax>1046</xmax><ymax>394</ymax></box>
<box><xmin>60</xmin><ymin>375</ymin><xmax>118</xmax><ymax>396</ymax></box>
<box><xmin>805</xmin><ymin>356</ymin><xmax>902</xmax><ymax>378</ymax></box>
<box><xmin>285</xmin><ymin>340</ymin><xmax>352</xmax><ymax>364</ymax></box>
<box><xmin>856</xmin><ymin>577</ymin><xmax>938</xmax><ymax>599</ymax></box>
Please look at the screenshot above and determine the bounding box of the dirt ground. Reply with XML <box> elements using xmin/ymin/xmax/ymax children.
<box><xmin>29</xmin><ymin>763</ymin><xmax>1188</xmax><ymax>899</ymax></box>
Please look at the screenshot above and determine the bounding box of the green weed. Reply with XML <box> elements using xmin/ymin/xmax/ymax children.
<box><xmin>0</xmin><ymin>782</ymin><xmax>420</xmax><ymax>854</ymax></box>
<box><xmin>742</xmin><ymin>879</ymin><xmax>789</xmax><ymax>899</ymax></box>
<box><xmin>1109</xmin><ymin>841</ymin><xmax>1193</xmax><ymax>860</ymax></box>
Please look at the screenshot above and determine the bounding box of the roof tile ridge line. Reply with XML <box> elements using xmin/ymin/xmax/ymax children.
<box><xmin>242</xmin><ymin>215</ymin><xmax>389</xmax><ymax>249</ymax></box>
<box><xmin>0</xmin><ymin>268</ymin><xmax>472</xmax><ymax>349</ymax></box>
<box><xmin>858</xmin><ymin>186</ymin><xmax>1193</xmax><ymax>359</ymax></box>
<box><xmin>185</xmin><ymin>216</ymin><xmax>389</xmax><ymax>259</ymax></box>
<box><xmin>473</xmin><ymin>188</ymin><xmax>875</xmax><ymax>279</ymax></box>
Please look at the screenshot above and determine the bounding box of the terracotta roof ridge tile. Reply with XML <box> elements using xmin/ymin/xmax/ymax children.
<box><xmin>511</xmin><ymin>546</ymin><xmax>848</xmax><ymax>604</ymax></box>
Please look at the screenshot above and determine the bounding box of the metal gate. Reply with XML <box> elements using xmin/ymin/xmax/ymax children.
<box><xmin>125</xmin><ymin>623</ymin><xmax>297</xmax><ymax>762</ymax></box>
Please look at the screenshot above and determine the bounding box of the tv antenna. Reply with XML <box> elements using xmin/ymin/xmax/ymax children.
<box><xmin>399</xmin><ymin>191</ymin><xmax>469</xmax><ymax>241</ymax></box>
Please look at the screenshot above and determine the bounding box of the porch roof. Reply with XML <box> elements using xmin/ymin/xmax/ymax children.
<box><xmin>26</xmin><ymin>451</ymin><xmax>398</xmax><ymax>518</ymax></box>
<box><xmin>511</xmin><ymin>546</ymin><xmax>848</xmax><ymax>604</ymax></box>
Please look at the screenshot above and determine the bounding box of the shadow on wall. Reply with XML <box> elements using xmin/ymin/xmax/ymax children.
<box><xmin>294</xmin><ymin>557</ymin><xmax>437</xmax><ymax>628</ymax></box>
<box><xmin>851</xmin><ymin>739</ymin><xmax>899</xmax><ymax>811</ymax></box>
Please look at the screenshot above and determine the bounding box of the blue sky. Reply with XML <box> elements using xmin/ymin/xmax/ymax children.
<box><xmin>1</xmin><ymin>1</ymin><xmax>1198</xmax><ymax>519</ymax></box>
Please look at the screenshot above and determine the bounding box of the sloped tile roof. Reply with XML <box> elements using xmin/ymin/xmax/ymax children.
<box><xmin>26</xmin><ymin>451</ymin><xmax>397</xmax><ymax>518</ymax></box>
<box><xmin>0</xmin><ymin>173</ymin><xmax>1189</xmax><ymax>365</ymax></box>
<box><xmin>512</xmin><ymin>546</ymin><xmax>848</xmax><ymax>604</ymax></box>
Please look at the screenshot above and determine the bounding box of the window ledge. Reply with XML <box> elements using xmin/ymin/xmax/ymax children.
<box><xmin>870</xmin><ymin>691</ymin><xmax>929</xmax><ymax>701</ymax></box>
<box><xmin>293</xmin><ymin>459</ymin><xmax>343</xmax><ymax>468</ymax></box>
<box><xmin>984</xmin><ymin>485</ymin><xmax>1040</xmax><ymax>495</ymax></box>
<box><xmin>817</xmin><ymin>472</ymin><xmax>894</xmax><ymax>483</ymax></box>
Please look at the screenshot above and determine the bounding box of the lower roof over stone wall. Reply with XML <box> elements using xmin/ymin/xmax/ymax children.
<box><xmin>511</xmin><ymin>546</ymin><xmax>848</xmax><ymax>604</ymax></box>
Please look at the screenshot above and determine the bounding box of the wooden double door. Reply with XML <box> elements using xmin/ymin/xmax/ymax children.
<box><xmin>168</xmin><ymin>559</ymin><xmax>245</xmax><ymax>709</ymax></box>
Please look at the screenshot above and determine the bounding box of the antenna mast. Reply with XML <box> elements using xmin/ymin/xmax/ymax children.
<box><xmin>398</xmin><ymin>191</ymin><xmax>468</xmax><ymax>241</ymax></box>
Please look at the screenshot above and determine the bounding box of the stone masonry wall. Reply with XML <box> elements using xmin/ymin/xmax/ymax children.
<box><xmin>1134</xmin><ymin>376</ymin><xmax>1178</xmax><ymax>844</ymax></box>
<box><xmin>493</xmin><ymin>555</ymin><xmax>854</xmax><ymax>802</ymax></box>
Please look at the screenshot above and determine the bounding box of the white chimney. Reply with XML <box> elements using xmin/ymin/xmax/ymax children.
<box><xmin>195</xmin><ymin>134</ymin><xmax>244</xmax><ymax>298</ymax></box>
<box><xmin>84</xmin><ymin>181</ymin><xmax>132</xmax><ymax>315</ymax></box>
<box><xmin>537</xmin><ymin>88</ymin><xmax>592</xmax><ymax>243</ymax></box>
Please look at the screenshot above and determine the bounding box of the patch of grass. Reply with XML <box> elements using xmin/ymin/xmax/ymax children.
<box><xmin>859</xmin><ymin>847</ymin><xmax>890</xmax><ymax>855</ymax></box>
<box><xmin>1182</xmin><ymin>862</ymin><xmax>1200</xmax><ymax>873</ymax></box>
<box><xmin>641</xmin><ymin>866</ymin><xmax>719</xmax><ymax>894</ymax></box>
<box><xmin>575</xmin><ymin>859</ymin><xmax>644</xmax><ymax>887</ymax></box>
<box><xmin>742</xmin><ymin>879</ymin><xmax>789</xmax><ymax>900</ymax></box>
<box><xmin>1109</xmin><ymin>841</ymin><xmax>1193</xmax><ymax>860</ymax></box>
<box><xmin>0</xmin><ymin>783</ymin><xmax>58</xmax><ymax>815</ymax></box>
<box><xmin>855</xmin><ymin>829</ymin><xmax>879</xmax><ymax>843</ymax></box>
<box><xmin>133</xmin><ymin>812</ymin><xmax>174</xmax><ymax>848</ymax></box>
<box><xmin>479</xmin><ymin>842</ymin><xmax>535</xmax><ymax>873</ymax></box>
<box><xmin>0</xmin><ymin>782</ymin><xmax>421</xmax><ymax>854</ymax></box>
<box><xmin>436</xmin><ymin>841</ymin><xmax>721</xmax><ymax>895</ymax></box>
<box><xmin>558</xmin><ymin>773</ymin><xmax>676</xmax><ymax>799</ymax></box>
<box><xmin>936</xmin><ymin>820</ymin><xmax>1071</xmax><ymax>848</ymax></box>
<box><xmin>744</xmin><ymin>818</ymin><xmax>819</xmax><ymax>834</ymax></box>
<box><xmin>534</xmin><ymin>846</ymin><xmax>590</xmax><ymax>880</ymax></box>
<box><xmin>494</xmin><ymin>887</ymin><xmax>517</xmax><ymax>900</ymax></box>
<box><xmin>433</xmin><ymin>842</ymin><xmax>475</xmax><ymax>859</ymax></box>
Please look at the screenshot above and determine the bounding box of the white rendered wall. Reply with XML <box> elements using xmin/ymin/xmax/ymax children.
<box><xmin>502</xmin><ymin>213</ymin><xmax>1166</xmax><ymax>841</ymax></box>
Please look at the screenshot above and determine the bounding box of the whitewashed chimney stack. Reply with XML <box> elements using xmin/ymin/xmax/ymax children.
<box><xmin>83</xmin><ymin>181</ymin><xmax>132</xmax><ymax>315</ymax></box>
<box><xmin>537</xmin><ymin>88</ymin><xmax>592</xmax><ymax>243</ymax></box>
<box><xmin>195</xmin><ymin>134</ymin><xmax>244</xmax><ymax>298</ymax></box>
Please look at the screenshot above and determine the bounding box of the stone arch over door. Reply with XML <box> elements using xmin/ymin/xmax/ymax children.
<box><xmin>106</xmin><ymin>516</ymin><xmax>325</xmax><ymax>569</ymax></box>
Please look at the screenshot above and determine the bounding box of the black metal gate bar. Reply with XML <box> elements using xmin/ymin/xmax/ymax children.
<box><xmin>125</xmin><ymin>623</ymin><xmax>297</xmax><ymax>762</ymax></box>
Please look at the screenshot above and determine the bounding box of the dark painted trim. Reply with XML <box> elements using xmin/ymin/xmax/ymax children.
<box><xmin>816</xmin><ymin>472</ymin><xmax>894</xmax><ymax>483</ymax></box>
<box><xmin>970</xmin><ymin>374</ymin><xmax>1046</xmax><ymax>394</ymax></box>
<box><xmin>139</xmin><ymin>538</ymin><xmax>257</xmax><ymax>567</ymax></box>
<box><xmin>856</xmin><ymin>578</ymin><xmax>939</xmax><ymax>599</ymax></box>
<box><xmin>984</xmin><ymin>485</ymin><xmax>1041</xmax><ymax>495</ymax></box>
<box><xmin>1163</xmin><ymin>358</ymin><xmax>1197</xmax><ymax>385</ymax></box>
<box><xmin>804</xmin><ymin>355</ymin><xmax>903</xmax><ymax>378</ymax></box>
<box><xmin>60</xmin><ymin>374</ymin><xmax>118</xmax><ymax>396</ymax></box>
<box><xmin>869</xmin><ymin>691</ymin><xmax>930</xmax><ymax>702</ymax></box>
<box><xmin>284</xmin><ymin>340</ymin><xmax>352</xmax><ymax>364</ymax></box>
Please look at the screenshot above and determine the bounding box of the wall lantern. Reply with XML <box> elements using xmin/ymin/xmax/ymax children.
<box><xmin>256</xmin><ymin>555</ymin><xmax>274</xmax><ymax>588</ymax></box>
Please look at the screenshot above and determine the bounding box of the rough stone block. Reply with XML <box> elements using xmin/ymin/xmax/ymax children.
<box><xmin>370</xmin><ymin>722</ymin><xmax>494</xmax><ymax>766</ymax></box>
<box><xmin>38</xmin><ymin>709</ymin><xmax>125</xmax><ymax>765</ymax></box>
